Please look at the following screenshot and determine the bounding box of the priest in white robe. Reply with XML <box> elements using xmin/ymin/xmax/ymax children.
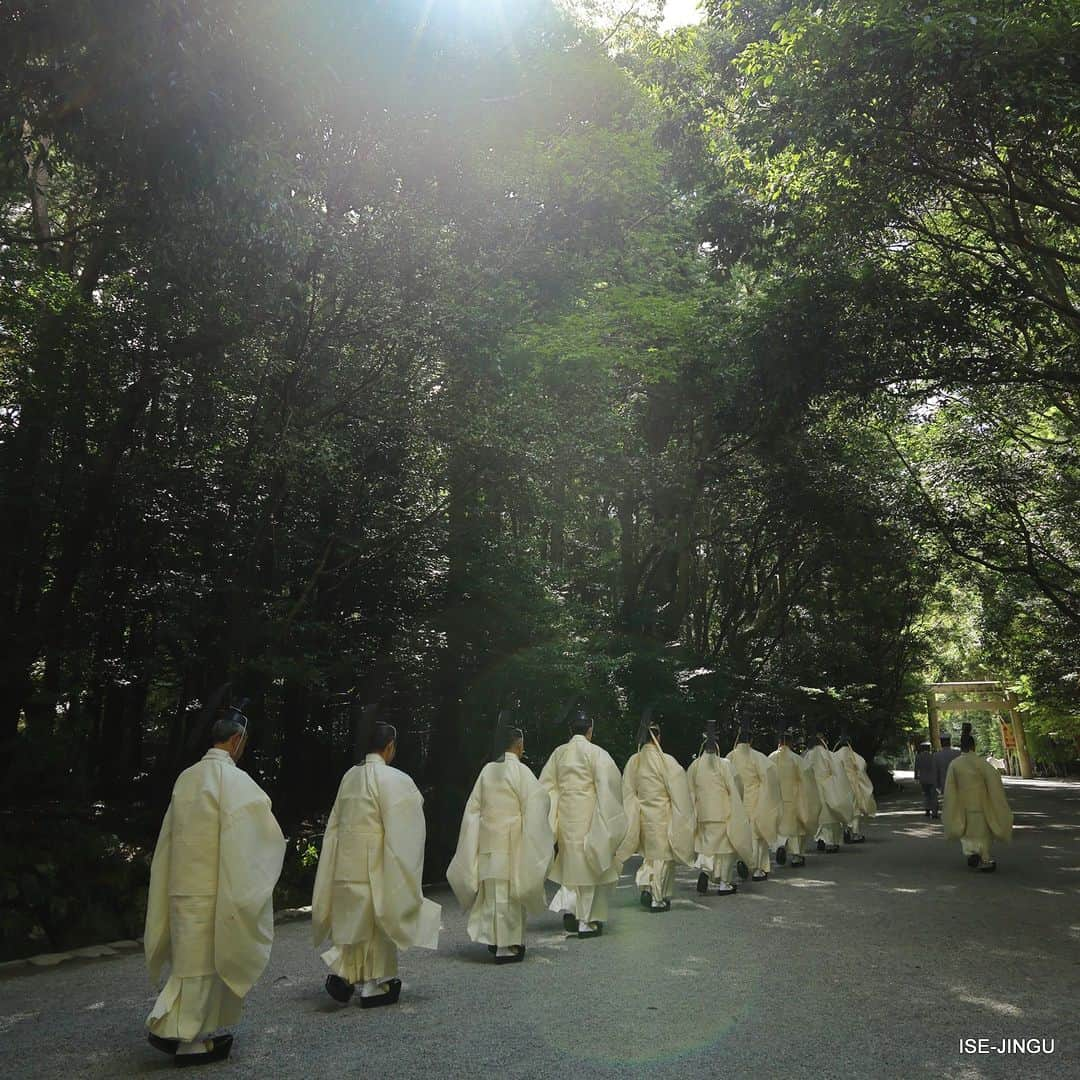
<box><xmin>313</xmin><ymin>716</ymin><xmax>441</xmax><ymax>1007</ymax></box>
<box><xmin>803</xmin><ymin>732</ymin><xmax>855</xmax><ymax>853</ymax></box>
<box><xmin>687</xmin><ymin>721</ymin><xmax>754</xmax><ymax>895</ymax></box>
<box><xmin>145</xmin><ymin>705</ymin><xmax>286</xmax><ymax>1066</ymax></box>
<box><xmin>769</xmin><ymin>727</ymin><xmax>820</xmax><ymax>868</ymax></box>
<box><xmin>943</xmin><ymin>728</ymin><xmax>1014</xmax><ymax>872</ymax></box>
<box><xmin>446</xmin><ymin>714</ymin><xmax>553</xmax><ymax>962</ymax></box>
<box><xmin>616</xmin><ymin>711</ymin><xmax>695</xmax><ymax>912</ymax></box>
<box><xmin>835</xmin><ymin>736</ymin><xmax>876</xmax><ymax>843</ymax></box>
<box><xmin>726</xmin><ymin>724</ymin><xmax>782</xmax><ymax>881</ymax></box>
<box><xmin>539</xmin><ymin>707</ymin><xmax>627</xmax><ymax>937</ymax></box>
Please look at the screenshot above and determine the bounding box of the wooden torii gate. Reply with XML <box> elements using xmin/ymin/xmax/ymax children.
<box><xmin>925</xmin><ymin>681</ymin><xmax>1033</xmax><ymax>779</ymax></box>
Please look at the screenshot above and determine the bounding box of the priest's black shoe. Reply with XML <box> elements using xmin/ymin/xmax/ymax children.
<box><xmin>696</xmin><ymin>871</ymin><xmax>709</xmax><ymax>895</ymax></box>
<box><xmin>716</xmin><ymin>883</ymin><xmax>737</xmax><ymax>896</ymax></box>
<box><xmin>825</xmin><ymin>844</ymin><xmax>840</xmax><ymax>853</ymax></box>
<box><xmin>174</xmin><ymin>1034</ymin><xmax>233</xmax><ymax>1068</ymax></box>
<box><xmin>843</xmin><ymin>827</ymin><xmax>854</xmax><ymax>844</ymax></box>
<box><xmin>979</xmin><ymin>860</ymin><xmax>997</xmax><ymax>873</ymax></box>
<box><xmin>736</xmin><ymin>860</ymin><xmax>749</xmax><ymax>880</ymax></box>
<box><xmin>494</xmin><ymin>945</ymin><xmax>526</xmax><ymax>965</ymax></box>
<box><xmin>775</xmin><ymin>845</ymin><xmax>787</xmax><ymax>866</ymax></box>
<box><xmin>648</xmin><ymin>899</ymin><xmax>671</xmax><ymax>913</ymax></box>
<box><xmin>563</xmin><ymin>913</ymin><xmax>577</xmax><ymax>933</ymax></box>
<box><xmin>148</xmin><ymin>1033</ymin><xmax>179</xmax><ymax>1056</ymax></box>
<box><xmin>791</xmin><ymin>855</ymin><xmax>806</xmax><ymax>867</ymax></box>
<box><xmin>816</xmin><ymin>839</ymin><xmax>827</xmax><ymax>852</ymax></box>
<box><xmin>360</xmin><ymin>978</ymin><xmax>402</xmax><ymax>1008</ymax></box>
<box><xmin>751</xmin><ymin>870</ymin><xmax>768</xmax><ymax>882</ymax></box>
<box><xmin>640</xmin><ymin>890</ymin><xmax>652</xmax><ymax>909</ymax></box>
<box><xmin>967</xmin><ymin>853</ymin><xmax>982</xmax><ymax>869</ymax></box>
<box><xmin>578</xmin><ymin>922</ymin><xmax>603</xmax><ymax>938</ymax></box>
<box><xmin>325</xmin><ymin>974</ymin><xmax>355</xmax><ymax>1004</ymax></box>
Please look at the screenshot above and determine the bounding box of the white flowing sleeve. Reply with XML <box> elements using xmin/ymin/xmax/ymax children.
<box><xmin>375</xmin><ymin>767</ymin><xmax>441</xmax><ymax>951</ymax></box>
<box><xmin>755</xmin><ymin>755</ymin><xmax>782</xmax><ymax>844</ymax></box>
<box><xmin>942</xmin><ymin>762</ymin><xmax>964</xmax><ymax>840</ymax></box>
<box><xmin>539</xmin><ymin>749</ymin><xmax>561</xmax><ymax>838</ymax></box>
<box><xmin>664</xmin><ymin>754</ymin><xmax>696</xmax><ymax>865</ymax></box>
<box><xmin>512</xmin><ymin>760</ymin><xmax>555</xmax><ymax>913</ymax></box>
<box><xmin>214</xmin><ymin>776</ymin><xmax>286</xmax><ymax>998</ymax></box>
<box><xmin>615</xmin><ymin>752</ymin><xmax>642</xmax><ymax>864</ymax></box>
<box><xmin>797</xmin><ymin>757</ymin><xmax>822</xmax><ymax>834</ymax></box>
<box><xmin>311</xmin><ymin>796</ymin><xmax>341</xmax><ymax>948</ymax></box>
<box><xmin>724</xmin><ymin>764</ymin><xmax>755</xmax><ymax>867</ymax></box>
<box><xmin>981</xmin><ymin>761</ymin><xmax>1014</xmax><ymax>843</ymax></box>
<box><xmin>144</xmin><ymin>806</ymin><xmax>173</xmax><ymax>985</ymax></box>
<box><xmin>446</xmin><ymin>773</ymin><xmax>483</xmax><ymax>911</ymax></box>
<box><xmin>587</xmin><ymin>748</ymin><xmax>628</xmax><ymax>876</ymax></box>
<box><xmin>855</xmin><ymin>752</ymin><xmax>877</xmax><ymax>816</ymax></box>
<box><xmin>817</xmin><ymin>751</ymin><xmax>854</xmax><ymax>821</ymax></box>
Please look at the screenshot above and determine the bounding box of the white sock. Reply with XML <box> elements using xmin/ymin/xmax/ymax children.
<box><xmin>495</xmin><ymin>946</ymin><xmax>515</xmax><ymax>957</ymax></box>
<box><xmin>360</xmin><ymin>979</ymin><xmax>387</xmax><ymax>998</ymax></box>
<box><xmin>176</xmin><ymin>1040</ymin><xmax>213</xmax><ymax>1055</ymax></box>
<box><xmin>651</xmin><ymin>898</ymin><xmax>665</xmax><ymax>908</ymax></box>
<box><xmin>577</xmin><ymin>920</ymin><xmax>591</xmax><ymax>932</ymax></box>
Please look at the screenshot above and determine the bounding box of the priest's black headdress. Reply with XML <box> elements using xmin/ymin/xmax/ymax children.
<box><xmin>565</xmin><ymin>698</ymin><xmax>592</xmax><ymax>736</ymax></box>
<box><xmin>700</xmin><ymin>718</ymin><xmax>721</xmax><ymax>755</ymax></box>
<box><xmin>733</xmin><ymin>695</ymin><xmax>756</xmax><ymax>745</ymax></box>
<box><xmin>636</xmin><ymin>705</ymin><xmax>660</xmax><ymax>749</ymax></box>
<box><xmin>357</xmin><ymin>702</ymin><xmax>397</xmax><ymax>758</ymax></box>
<box><xmin>222</xmin><ymin>698</ymin><xmax>250</xmax><ymax>737</ymax></box>
<box><xmin>736</xmin><ymin>717</ymin><xmax>752</xmax><ymax>745</ymax></box>
<box><xmin>789</xmin><ymin>715</ymin><xmax>809</xmax><ymax>751</ymax></box>
<box><xmin>491</xmin><ymin>708</ymin><xmax>524</xmax><ymax>762</ymax></box>
<box><xmin>200</xmin><ymin>681</ymin><xmax>233</xmax><ymax>730</ymax></box>
<box><xmin>196</xmin><ymin>681</ymin><xmax>247</xmax><ymax>747</ymax></box>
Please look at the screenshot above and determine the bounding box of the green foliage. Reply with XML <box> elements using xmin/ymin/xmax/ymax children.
<box><xmin>1</xmin><ymin>0</ymin><xmax>1077</xmax><ymax>953</ymax></box>
<box><xmin>0</xmin><ymin>815</ymin><xmax>149</xmax><ymax>961</ymax></box>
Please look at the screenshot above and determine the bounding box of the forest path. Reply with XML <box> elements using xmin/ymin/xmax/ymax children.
<box><xmin>2</xmin><ymin>777</ymin><xmax>1078</xmax><ymax>1079</ymax></box>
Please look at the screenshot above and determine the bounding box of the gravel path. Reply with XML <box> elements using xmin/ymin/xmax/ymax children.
<box><xmin>2</xmin><ymin>775</ymin><xmax>1077</xmax><ymax>1079</ymax></box>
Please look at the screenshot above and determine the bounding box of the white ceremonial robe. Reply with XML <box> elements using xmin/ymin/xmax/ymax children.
<box><xmin>943</xmin><ymin>752</ymin><xmax>1014</xmax><ymax>863</ymax></box>
<box><xmin>145</xmin><ymin>748</ymin><xmax>286</xmax><ymax>1043</ymax></box>
<box><xmin>799</xmin><ymin>756</ymin><xmax>823</xmax><ymax>845</ymax></box>
<box><xmin>686</xmin><ymin>752</ymin><xmax>754</xmax><ymax>886</ymax></box>
<box><xmin>617</xmin><ymin>744</ymin><xmax>695</xmax><ymax>903</ymax></box>
<box><xmin>835</xmin><ymin>745</ymin><xmax>877</xmax><ymax>835</ymax></box>
<box><xmin>446</xmin><ymin>752</ymin><xmax>553</xmax><ymax>948</ymax></box>
<box><xmin>312</xmin><ymin>754</ymin><xmax>441</xmax><ymax>986</ymax></box>
<box><xmin>768</xmin><ymin>746</ymin><xmax>821</xmax><ymax>858</ymax></box>
<box><xmin>726</xmin><ymin>744</ymin><xmax>782</xmax><ymax>874</ymax></box>
<box><xmin>803</xmin><ymin>744</ymin><xmax>855</xmax><ymax>848</ymax></box>
<box><xmin>540</xmin><ymin>734</ymin><xmax>627</xmax><ymax>925</ymax></box>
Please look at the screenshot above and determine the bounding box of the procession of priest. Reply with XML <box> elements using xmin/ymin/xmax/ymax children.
<box><xmin>142</xmin><ymin>701</ymin><xmax>1014</xmax><ymax>1065</ymax></box>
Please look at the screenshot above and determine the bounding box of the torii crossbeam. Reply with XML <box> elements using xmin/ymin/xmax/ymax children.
<box><xmin>925</xmin><ymin>681</ymin><xmax>1033</xmax><ymax>778</ymax></box>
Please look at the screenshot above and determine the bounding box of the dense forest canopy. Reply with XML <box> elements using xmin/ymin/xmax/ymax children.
<box><xmin>1</xmin><ymin>0</ymin><xmax>1077</xmax><ymax>954</ymax></box>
